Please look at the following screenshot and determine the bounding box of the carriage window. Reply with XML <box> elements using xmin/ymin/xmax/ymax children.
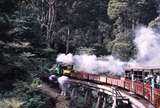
<box><xmin>133</xmin><ymin>70</ymin><xmax>143</xmax><ymax>81</ymax></box>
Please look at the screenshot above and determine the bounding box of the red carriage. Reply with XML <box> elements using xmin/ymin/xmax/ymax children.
<box><xmin>72</xmin><ymin>67</ymin><xmax>160</xmax><ymax>108</ymax></box>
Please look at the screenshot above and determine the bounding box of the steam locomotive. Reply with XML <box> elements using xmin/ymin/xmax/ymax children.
<box><xmin>70</xmin><ymin>67</ymin><xmax>160</xmax><ymax>108</ymax></box>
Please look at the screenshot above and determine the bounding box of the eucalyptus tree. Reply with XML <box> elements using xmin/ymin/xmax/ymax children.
<box><xmin>31</xmin><ymin>0</ymin><xmax>57</xmax><ymax>48</ymax></box>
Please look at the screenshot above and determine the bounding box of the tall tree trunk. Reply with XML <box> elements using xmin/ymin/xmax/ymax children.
<box><xmin>66</xmin><ymin>27</ymin><xmax>70</xmax><ymax>54</ymax></box>
<box><xmin>46</xmin><ymin>0</ymin><xmax>56</xmax><ymax>48</ymax></box>
<box><xmin>36</xmin><ymin>0</ymin><xmax>57</xmax><ymax>48</ymax></box>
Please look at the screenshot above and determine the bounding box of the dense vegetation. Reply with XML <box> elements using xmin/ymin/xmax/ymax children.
<box><xmin>0</xmin><ymin>0</ymin><xmax>159</xmax><ymax>108</ymax></box>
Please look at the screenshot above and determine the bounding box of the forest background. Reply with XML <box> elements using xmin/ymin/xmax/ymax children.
<box><xmin>0</xmin><ymin>0</ymin><xmax>160</xmax><ymax>108</ymax></box>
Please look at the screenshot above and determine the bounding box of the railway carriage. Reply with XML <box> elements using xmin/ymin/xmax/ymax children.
<box><xmin>81</xmin><ymin>72</ymin><xmax>89</xmax><ymax>80</ymax></box>
<box><xmin>134</xmin><ymin>80</ymin><xmax>144</xmax><ymax>96</ymax></box>
<box><xmin>88</xmin><ymin>73</ymin><xmax>100</xmax><ymax>82</ymax></box>
<box><xmin>124</xmin><ymin>79</ymin><xmax>132</xmax><ymax>91</ymax></box>
<box><xmin>106</xmin><ymin>77</ymin><xmax>112</xmax><ymax>85</ymax></box>
<box><xmin>70</xmin><ymin>66</ymin><xmax>160</xmax><ymax>108</ymax></box>
<box><xmin>154</xmin><ymin>88</ymin><xmax>160</xmax><ymax>107</ymax></box>
<box><xmin>118</xmin><ymin>78</ymin><xmax>125</xmax><ymax>88</ymax></box>
<box><xmin>99</xmin><ymin>75</ymin><xmax>107</xmax><ymax>83</ymax></box>
<box><xmin>144</xmin><ymin>83</ymin><xmax>152</xmax><ymax>101</ymax></box>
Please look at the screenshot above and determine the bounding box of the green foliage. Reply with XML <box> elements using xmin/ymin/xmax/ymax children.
<box><xmin>22</xmin><ymin>97</ymin><xmax>45</xmax><ymax>108</ymax></box>
<box><xmin>112</xmin><ymin>42</ymin><xmax>133</xmax><ymax>61</ymax></box>
<box><xmin>21</xmin><ymin>93</ymin><xmax>52</xmax><ymax>108</ymax></box>
<box><xmin>115</xmin><ymin>31</ymin><xmax>132</xmax><ymax>43</ymax></box>
<box><xmin>127</xmin><ymin>0</ymin><xmax>157</xmax><ymax>24</ymax></box>
<box><xmin>108</xmin><ymin>0</ymin><xmax>128</xmax><ymax>19</ymax></box>
<box><xmin>149</xmin><ymin>16</ymin><xmax>160</xmax><ymax>30</ymax></box>
<box><xmin>93</xmin><ymin>43</ymin><xmax>109</xmax><ymax>56</ymax></box>
<box><xmin>31</xmin><ymin>78</ymin><xmax>42</xmax><ymax>88</ymax></box>
<box><xmin>0</xmin><ymin>80</ymin><xmax>53</xmax><ymax>108</ymax></box>
<box><xmin>0</xmin><ymin>0</ymin><xmax>160</xmax><ymax>107</ymax></box>
<box><xmin>107</xmin><ymin>0</ymin><xmax>158</xmax><ymax>60</ymax></box>
<box><xmin>51</xmin><ymin>0</ymin><xmax>111</xmax><ymax>52</ymax></box>
<box><xmin>0</xmin><ymin>0</ymin><xmax>17</xmax><ymax>14</ymax></box>
<box><xmin>108</xmin><ymin>0</ymin><xmax>157</xmax><ymax>23</ymax></box>
<box><xmin>0</xmin><ymin>98</ymin><xmax>24</xmax><ymax>108</ymax></box>
<box><xmin>76</xmin><ymin>47</ymin><xmax>95</xmax><ymax>55</ymax></box>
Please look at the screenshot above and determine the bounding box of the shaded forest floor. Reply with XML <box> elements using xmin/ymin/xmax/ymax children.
<box><xmin>38</xmin><ymin>83</ymin><xmax>69</xmax><ymax>108</ymax></box>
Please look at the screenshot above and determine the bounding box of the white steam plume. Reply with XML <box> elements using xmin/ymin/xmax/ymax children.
<box><xmin>56</xmin><ymin>26</ymin><xmax>160</xmax><ymax>75</ymax></box>
<box><xmin>97</xmin><ymin>56</ymin><xmax>124</xmax><ymax>75</ymax></box>
<box><xmin>56</xmin><ymin>53</ymin><xmax>73</xmax><ymax>65</ymax></box>
<box><xmin>73</xmin><ymin>55</ymin><xmax>97</xmax><ymax>73</ymax></box>
<box><xmin>129</xmin><ymin>26</ymin><xmax>160</xmax><ymax>67</ymax></box>
<box><xmin>56</xmin><ymin>54</ymin><xmax>125</xmax><ymax>75</ymax></box>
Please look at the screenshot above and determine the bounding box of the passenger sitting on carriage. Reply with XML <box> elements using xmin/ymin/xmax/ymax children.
<box><xmin>144</xmin><ymin>74</ymin><xmax>153</xmax><ymax>85</ymax></box>
<box><xmin>145</xmin><ymin>73</ymin><xmax>158</xmax><ymax>88</ymax></box>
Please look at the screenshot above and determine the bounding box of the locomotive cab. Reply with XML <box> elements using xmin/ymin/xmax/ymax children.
<box><xmin>63</xmin><ymin>64</ymin><xmax>74</xmax><ymax>76</ymax></box>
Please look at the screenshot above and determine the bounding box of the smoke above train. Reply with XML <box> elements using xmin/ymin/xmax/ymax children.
<box><xmin>130</xmin><ymin>26</ymin><xmax>160</xmax><ymax>67</ymax></box>
<box><xmin>56</xmin><ymin>26</ymin><xmax>160</xmax><ymax>75</ymax></box>
<box><xmin>57</xmin><ymin>54</ymin><xmax>124</xmax><ymax>75</ymax></box>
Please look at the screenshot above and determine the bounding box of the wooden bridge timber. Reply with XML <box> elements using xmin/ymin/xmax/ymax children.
<box><xmin>69</xmin><ymin>79</ymin><xmax>155</xmax><ymax>108</ymax></box>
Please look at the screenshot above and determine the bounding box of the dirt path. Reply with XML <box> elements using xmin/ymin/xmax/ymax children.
<box><xmin>38</xmin><ymin>83</ymin><xmax>69</xmax><ymax>108</ymax></box>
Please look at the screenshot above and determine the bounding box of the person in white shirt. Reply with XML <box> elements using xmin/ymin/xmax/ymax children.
<box><xmin>156</xmin><ymin>75</ymin><xmax>160</xmax><ymax>88</ymax></box>
<box><xmin>57</xmin><ymin>75</ymin><xmax>69</xmax><ymax>96</ymax></box>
